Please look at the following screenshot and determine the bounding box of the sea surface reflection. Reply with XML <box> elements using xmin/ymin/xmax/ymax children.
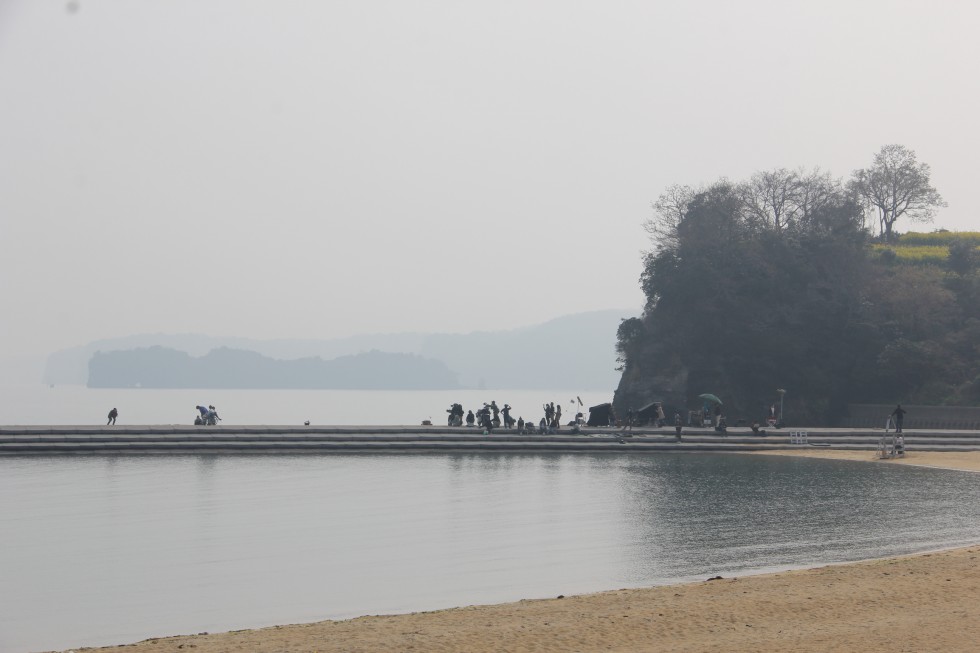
<box><xmin>2</xmin><ymin>453</ymin><xmax>979</xmax><ymax>653</ymax></box>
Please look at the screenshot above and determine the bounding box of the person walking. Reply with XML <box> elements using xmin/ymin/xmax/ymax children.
<box><xmin>107</xmin><ymin>407</ymin><xmax>118</xmax><ymax>425</ymax></box>
<box><xmin>891</xmin><ymin>404</ymin><xmax>907</xmax><ymax>433</ymax></box>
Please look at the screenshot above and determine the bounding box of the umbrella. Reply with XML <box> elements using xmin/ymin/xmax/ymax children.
<box><xmin>698</xmin><ymin>393</ymin><xmax>723</xmax><ymax>405</ymax></box>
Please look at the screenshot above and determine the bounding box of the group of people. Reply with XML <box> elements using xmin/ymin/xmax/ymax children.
<box><xmin>194</xmin><ymin>405</ymin><xmax>221</xmax><ymax>426</ymax></box>
<box><xmin>542</xmin><ymin>402</ymin><xmax>563</xmax><ymax>429</ymax></box>
<box><xmin>448</xmin><ymin>401</ymin><xmax>517</xmax><ymax>432</ymax></box>
<box><xmin>446</xmin><ymin>400</ymin><xmax>580</xmax><ymax>434</ymax></box>
<box><xmin>103</xmin><ymin>400</ymin><xmax>914</xmax><ymax>434</ymax></box>
<box><xmin>105</xmin><ymin>405</ymin><xmax>223</xmax><ymax>426</ymax></box>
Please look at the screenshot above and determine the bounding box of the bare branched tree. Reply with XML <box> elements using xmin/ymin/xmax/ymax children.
<box><xmin>738</xmin><ymin>168</ymin><xmax>844</xmax><ymax>234</ymax></box>
<box><xmin>795</xmin><ymin>168</ymin><xmax>842</xmax><ymax>222</ymax></box>
<box><xmin>644</xmin><ymin>184</ymin><xmax>697</xmax><ymax>252</ymax></box>
<box><xmin>849</xmin><ymin>144</ymin><xmax>946</xmax><ymax>241</ymax></box>
<box><xmin>739</xmin><ymin>168</ymin><xmax>800</xmax><ymax>232</ymax></box>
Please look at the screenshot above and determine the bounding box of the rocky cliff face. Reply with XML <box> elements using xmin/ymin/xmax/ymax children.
<box><xmin>613</xmin><ymin>358</ymin><xmax>689</xmax><ymax>419</ymax></box>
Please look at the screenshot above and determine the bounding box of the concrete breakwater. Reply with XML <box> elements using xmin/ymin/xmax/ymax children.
<box><xmin>2</xmin><ymin>425</ymin><xmax>979</xmax><ymax>455</ymax></box>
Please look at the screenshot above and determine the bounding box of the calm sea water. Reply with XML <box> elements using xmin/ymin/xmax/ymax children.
<box><xmin>2</xmin><ymin>453</ymin><xmax>979</xmax><ymax>653</ymax></box>
<box><xmin>0</xmin><ymin>385</ymin><xmax>609</xmax><ymax>426</ymax></box>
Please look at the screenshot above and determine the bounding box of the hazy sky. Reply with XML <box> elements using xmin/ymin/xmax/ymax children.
<box><xmin>2</xmin><ymin>0</ymin><xmax>978</xmax><ymax>369</ymax></box>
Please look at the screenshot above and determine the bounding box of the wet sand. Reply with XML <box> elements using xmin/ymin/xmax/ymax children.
<box><xmin>746</xmin><ymin>448</ymin><xmax>980</xmax><ymax>472</ymax></box>
<box><xmin>54</xmin><ymin>451</ymin><xmax>980</xmax><ymax>653</ymax></box>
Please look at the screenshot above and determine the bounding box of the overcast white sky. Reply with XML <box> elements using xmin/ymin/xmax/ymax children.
<box><xmin>1</xmin><ymin>0</ymin><xmax>978</xmax><ymax>370</ymax></box>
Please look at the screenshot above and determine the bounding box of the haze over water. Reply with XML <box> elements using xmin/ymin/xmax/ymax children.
<box><xmin>3</xmin><ymin>453</ymin><xmax>979</xmax><ymax>653</ymax></box>
<box><xmin>0</xmin><ymin>386</ymin><xmax>613</xmax><ymax>426</ymax></box>
<box><xmin>2</xmin><ymin>1</ymin><xmax>979</xmax><ymax>379</ymax></box>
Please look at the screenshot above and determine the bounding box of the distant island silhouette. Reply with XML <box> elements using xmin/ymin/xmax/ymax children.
<box><xmin>51</xmin><ymin>310</ymin><xmax>629</xmax><ymax>390</ymax></box>
<box><xmin>88</xmin><ymin>347</ymin><xmax>460</xmax><ymax>390</ymax></box>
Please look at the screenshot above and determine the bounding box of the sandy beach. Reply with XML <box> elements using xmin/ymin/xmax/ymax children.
<box><xmin>746</xmin><ymin>449</ymin><xmax>980</xmax><ymax>472</ymax></box>
<box><xmin>55</xmin><ymin>451</ymin><xmax>980</xmax><ymax>653</ymax></box>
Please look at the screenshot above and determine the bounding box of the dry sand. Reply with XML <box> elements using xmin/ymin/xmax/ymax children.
<box><xmin>57</xmin><ymin>451</ymin><xmax>980</xmax><ymax>653</ymax></box>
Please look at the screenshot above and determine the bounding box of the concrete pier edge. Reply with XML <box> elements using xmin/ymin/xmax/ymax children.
<box><xmin>2</xmin><ymin>425</ymin><xmax>978</xmax><ymax>455</ymax></box>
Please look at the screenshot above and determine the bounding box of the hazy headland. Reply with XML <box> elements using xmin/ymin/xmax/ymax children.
<box><xmin>41</xmin><ymin>310</ymin><xmax>628</xmax><ymax>391</ymax></box>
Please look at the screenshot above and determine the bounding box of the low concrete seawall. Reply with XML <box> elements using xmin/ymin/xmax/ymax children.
<box><xmin>2</xmin><ymin>425</ymin><xmax>979</xmax><ymax>455</ymax></box>
<box><xmin>842</xmin><ymin>404</ymin><xmax>980</xmax><ymax>430</ymax></box>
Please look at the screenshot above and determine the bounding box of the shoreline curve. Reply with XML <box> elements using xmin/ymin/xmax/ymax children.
<box><xmin>42</xmin><ymin>450</ymin><xmax>980</xmax><ymax>653</ymax></box>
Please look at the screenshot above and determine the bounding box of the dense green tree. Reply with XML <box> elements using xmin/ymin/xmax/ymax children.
<box><xmin>617</xmin><ymin>152</ymin><xmax>974</xmax><ymax>425</ymax></box>
<box><xmin>620</xmin><ymin>176</ymin><xmax>871</xmax><ymax>423</ymax></box>
<box><xmin>947</xmin><ymin>239</ymin><xmax>979</xmax><ymax>277</ymax></box>
<box><xmin>615</xmin><ymin>317</ymin><xmax>644</xmax><ymax>372</ymax></box>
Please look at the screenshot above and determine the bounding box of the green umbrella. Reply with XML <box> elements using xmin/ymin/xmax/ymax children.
<box><xmin>698</xmin><ymin>393</ymin><xmax>723</xmax><ymax>405</ymax></box>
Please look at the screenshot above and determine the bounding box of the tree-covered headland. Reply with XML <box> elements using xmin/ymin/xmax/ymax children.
<box><xmin>614</xmin><ymin>145</ymin><xmax>980</xmax><ymax>426</ymax></box>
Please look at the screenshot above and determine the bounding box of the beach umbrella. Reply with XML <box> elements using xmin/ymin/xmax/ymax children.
<box><xmin>698</xmin><ymin>393</ymin><xmax>723</xmax><ymax>405</ymax></box>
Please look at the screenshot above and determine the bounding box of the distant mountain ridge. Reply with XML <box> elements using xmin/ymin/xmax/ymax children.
<box><xmin>45</xmin><ymin>309</ymin><xmax>630</xmax><ymax>390</ymax></box>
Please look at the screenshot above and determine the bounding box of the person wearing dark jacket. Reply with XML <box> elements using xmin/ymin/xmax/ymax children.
<box><xmin>107</xmin><ymin>408</ymin><xmax>118</xmax><ymax>425</ymax></box>
<box><xmin>891</xmin><ymin>404</ymin><xmax>907</xmax><ymax>433</ymax></box>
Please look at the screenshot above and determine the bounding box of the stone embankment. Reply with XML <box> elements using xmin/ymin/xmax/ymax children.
<box><xmin>1</xmin><ymin>425</ymin><xmax>978</xmax><ymax>455</ymax></box>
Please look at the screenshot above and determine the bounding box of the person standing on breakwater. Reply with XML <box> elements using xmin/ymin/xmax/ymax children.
<box><xmin>478</xmin><ymin>404</ymin><xmax>494</xmax><ymax>432</ymax></box>
<box><xmin>674</xmin><ymin>412</ymin><xmax>682</xmax><ymax>441</ymax></box>
<box><xmin>107</xmin><ymin>407</ymin><xmax>118</xmax><ymax>425</ymax></box>
<box><xmin>891</xmin><ymin>404</ymin><xmax>907</xmax><ymax>433</ymax></box>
